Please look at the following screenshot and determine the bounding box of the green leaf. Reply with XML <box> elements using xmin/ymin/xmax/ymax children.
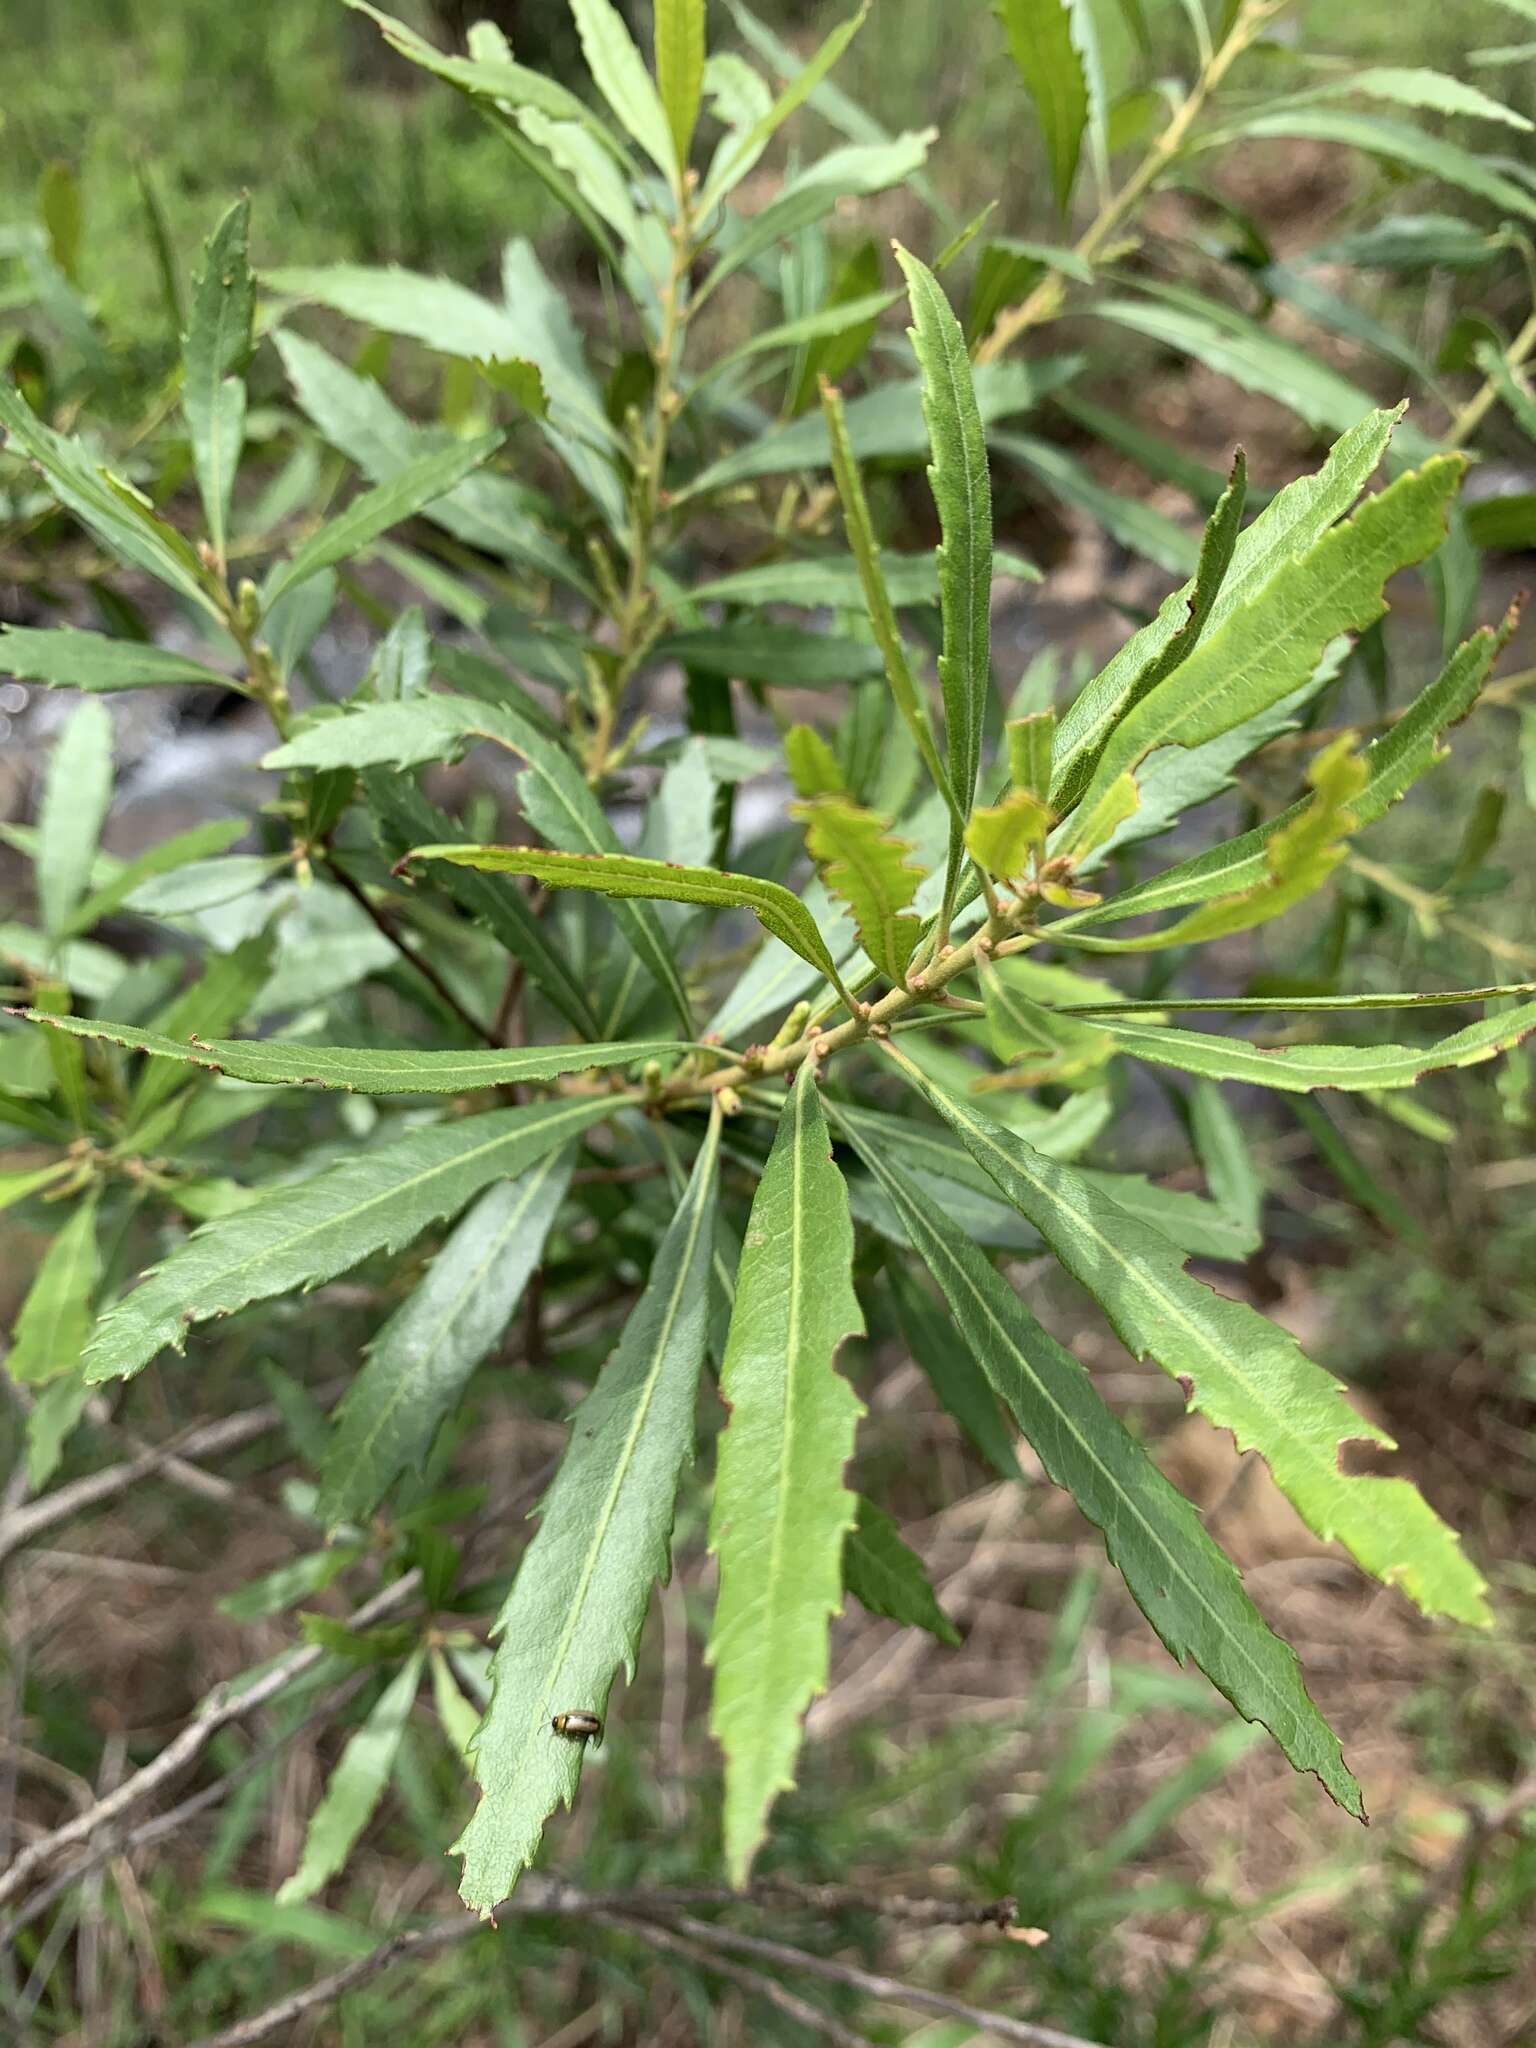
<box><xmin>570</xmin><ymin>0</ymin><xmax>676</xmax><ymax>179</ymax></box>
<box><xmin>24</xmin><ymin>1370</ymin><xmax>93</xmax><ymax>1491</ymax></box>
<box><xmin>835</xmin><ymin>1490</ymin><xmax>958</xmax><ymax>1646</ymax></box>
<box><xmin>1069</xmin><ymin>621</ymin><xmax>1507</xmax><ymax>933</ymax></box>
<box><xmin>1092</xmin><ymin>289</ymin><xmax>1386</xmax><ymax>438</ymax></box>
<box><xmin>785</xmin><ymin>724</ymin><xmax>847</xmax><ymax>799</ymax></box>
<box><xmin>796</xmin><ymin>798</ymin><xmax>923</xmax><ymax>986</ymax></box>
<box><xmin>1297</xmin><ymin>65</ymin><xmax>1533</xmax><ymax>130</ymax></box>
<box><xmin>842</xmin><ymin>1494</ymin><xmax>959</xmax><ymax>1643</ymax></box>
<box><xmin>0</xmin><ymin>627</ymin><xmax>235</xmax><ymax>695</ymax></box>
<box><xmin>276</xmin><ymin>1653</ymin><xmax>425</xmax><ymax>1905</ymax></box>
<box><xmin>820</xmin><ymin>379</ymin><xmax>956</xmax><ymax>814</ymax></box>
<box><xmin>1050</xmin><ymin>402</ymin><xmax>1401</xmax><ymax>805</ymax></box>
<box><xmin>1059</xmin><ymin>453</ymin><xmax>1248</xmax><ymax>811</ymax></box>
<box><xmin>700</xmin><ymin>2</ymin><xmax>870</xmax><ymax>207</ymax></box>
<box><xmin>183</xmin><ymin>197</ymin><xmax>254</xmax><ymax>566</ymax></box>
<box><xmin>219</xmin><ymin>1546</ymin><xmax>362</xmax><ymax>1623</ymax></box>
<box><xmin>889</xmin><ymin>1061</ymin><xmax>1491</xmax><ymax>1627</ymax></box>
<box><xmin>996</xmin><ymin>432</ymin><xmax>1199</xmax><ymax>577</ymax></box>
<box><xmin>36</xmin><ymin>699</ymin><xmax>113</xmax><ymax>940</ymax></box>
<box><xmin>0</xmin><ymin>383</ymin><xmax>220</xmax><ymax>618</ymax></box>
<box><xmin>895</xmin><ymin>245</ymin><xmax>993</xmax><ymax>923</ymax></box>
<box><xmin>5</xmin><ymin>1194</ymin><xmax>99</xmax><ymax>1387</ymax></box>
<box><xmin>65</xmin><ymin>819</ymin><xmax>248</xmax><ymax>937</ymax></box>
<box><xmin>1211</xmin><ymin>107</ymin><xmax>1536</xmax><ymax>225</ymax></box>
<box><xmin>265</xmin><ymin>697</ymin><xmax>692</xmax><ymax>1030</ymax></box>
<box><xmin>1008</xmin><ymin>711</ymin><xmax>1055</xmax><ymax>802</ymax></box>
<box><xmin>1100</xmin><ymin>1003</ymin><xmax>1536</xmax><ymax>1094</ymax></box>
<box><xmin>431</xmin><ymin>1649</ymin><xmax>483</xmax><ymax>1761</ymax></box>
<box><xmin>455</xmin><ymin>1116</ymin><xmax>720</xmax><ymax>1911</ymax></box>
<box><xmin>273</xmin><ymin>332</ymin><xmax>583</xmax><ymax>593</ymax></box>
<box><xmin>320</xmin><ymin>1152</ymin><xmax>574</xmax><ymax>1527</ymax></box>
<box><xmin>23</xmin><ymin>1010</ymin><xmax>683</xmax><ymax>1096</ymax></box>
<box><xmin>708</xmin><ymin>1063</ymin><xmax>864</xmax><ymax>1883</ymax></box>
<box><xmin>654</xmin><ymin>623</ymin><xmax>885</xmax><ymax>688</ymax></box>
<box><xmin>994</xmin><ymin>0</ymin><xmax>1089</xmax><ymax>213</ymax></box>
<box><xmin>363</xmin><ymin>772</ymin><xmax>601</xmax><ymax>1037</ymax></box>
<box><xmin>263</xmin><ymin>435</ymin><xmax>503</xmax><ymax>609</ymax></box>
<box><xmin>1101</xmin><ymin>734</ymin><xmax>1366</xmax><ymax>950</ymax></box>
<box><xmin>405</xmin><ymin>843</ymin><xmax>854</xmax><ymax>1010</ymax></box>
<box><xmin>1190</xmin><ymin>1080</ymin><xmax>1264</xmax><ymax>1248</ymax></box>
<box><xmin>981</xmin><ymin>958</ymin><xmax>1116</xmax><ymax>1088</ymax></box>
<box><xmin>655</xmin><ymin>0</ymin><xmax>706</xmax><ymax>168</ymax></box>
<box><xmin>126</xmin><ymin>931</ymin><xmax>277</xmax><ymax>1126</ymax></box>
<box><xmin>890</xmin><ymin>1265</ymin><xmax>1021</xmax><ymax>1482</ymax></box>
<box><xmin>680</xmin><ymin>357</ymin><xmax>1077</xmax><ymax>500</ymax></box>
<box><xmin>964</xmin><ymin>787</ymin><xmax>1053</xmax><ymax>883</ymax></box>
<box><xmin>699</xmin><ymin>288</ymin><xmax>901</xmax><ymax>393</ymax></box>
<box><xmin>839</xmin><ymin>1115</ymin><xmax>1361</xmax><ymax>1812</ymax></box>
<box><xmin>1061</xmin><ymin>456</ymin><xmax>1463</xmax><ymax>853</ymax></box>
<box><xmin>80</xmin><ymin>1097</ymin><xmax>615</xmax><ymax>1386</ymax></box>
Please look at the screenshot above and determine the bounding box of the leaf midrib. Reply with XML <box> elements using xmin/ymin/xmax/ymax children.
<box><xmin>91</xmin><ymin>1099</ymin><xmax>598</xmax><ymax>1352</ymax></box>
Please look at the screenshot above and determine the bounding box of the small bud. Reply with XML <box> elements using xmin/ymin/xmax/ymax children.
<box><xmin>767</xmin><ymin>1000</ymin><xmax>811</xmax><ymax>1052</ymax></box>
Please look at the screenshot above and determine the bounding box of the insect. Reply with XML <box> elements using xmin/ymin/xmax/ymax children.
<box><xmin>551</xmin><ymin>1710</ymin><xmax>603</xmax><ymax>1744</ymax></box>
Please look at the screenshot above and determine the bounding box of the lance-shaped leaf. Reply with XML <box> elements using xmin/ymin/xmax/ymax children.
<box><xmin>80</xmin><ymin>1097</ymin><xmax>615</xmax><ymax>1386</ymax></box>
<box><xmin>0</xmin><ymin>626</ymin><xmax>236</xmax><ymax>695</ymax></box>
<box><xmin>820</xmin><ymin>379</ymin><xmax>955</xmax><ymax>814</ymax></box>
<box><xmin>456</xmin><ymin>1117</ymin><xmax>720</xmax><ymax>1911</ymax></box>
<box><xmin>266</xmin><ymin>697</ymin><xmax>693</xmax><ymax>1029</ymax></box>
<box><xmin>1100</xmin><ymin>1002</ymin><xmax>1536</xmax><ymax>1094</ymax></box>
<box><xmin>1064</xmin><ymin>620</ymin><xmax>1510</xmax><ymax>933</ymax></box>
<box><xmin>784</xmin><ymin>724</ymin><xmax>846</xmax><ymax>799</ymax></box>
<box><xmin>1050</xmin><ymin>407</ymin><xmax>1404</xmax><ymax>804</ymax></box>
<box><xmin>262</xmin><ymin>435</ymin><xmax>504</xmax><ymax>610</ymax></box>
<box><xmin>655</xmin><ymin>0</ymin><xmax>705</xmax><ymax>169</ymax></box>
<box><xmin>0</xmin><ymin>383</ymin><xmax>221</xmax><ymax>619</ymax></box>
<box><xmin>700</xmin><ymin>2</ymin><xmax>869</xmax><ymax>207</ymax></box>
<box><xmin>183</xmin><ymin>197</ymin><xmax>254</xmax><ymax>566</ymax></box>
<box><xmin>1099</xmin><ymin>735</ymin><xmax>1365</xmax><ymax>952</ymax></box>
<box><xmin>277</xmin><ymin>1652</ymin><xmax>426</xmax><ymax>1904</ymax></box>
<box><xmin>981</xmin><ymin>958</ymin><xmax>1115</xmax><ymax>1089</ymax></box>
<box><xmin>365</xmin><ymin>771</ymin><xmax>601</xmax><ymax>1036</ymax></box>
<box><xmin>993</xmin><ymin>0</ymin><xmax>1089</xmax><ymax>214</ymax></box>
<box><xmin>405</xmin><ymin>844</ymin><xmax>855</xmax><ymax>1011</ymax></box>
<box><xmin>1058</xmin><ymin>454</ymin><xmax>1248</xmax><ymax>811</ymax></box>
<box><xmin>1008</xmin><ymin>710</ymin><xmax>1055</xmax><ymax>802</ymax></box>
<box><xmin>708</xmin><ymin>1064</ymin><xmax>864</xmax><ymax>1884</ymax></box>
<box><xmin>1061</xmin><ymin>455</ymin><xmax>1463</xmax><ymax>852</ymax></box>
<box><xmin>838</xmin><ymin>1113</ymin><xmax>1362</xmax><ymax>1812</ymax></box>
<box><xmin>842</xmin><ymin>1495</ymin><xmax>959</xmax><ymax>1645</ymax></box>
<box><xmin>125</xmin><ymin>932</ymin><xmax>276</xmax><ymax>1126</ymax></box>
<box><xmin>65</xmin><ymin>818</ymin><xmax>248</xmax><ymax>936</ymax></box>
<box><xmin>23</xmin><ymin>1011</ymin><xmax>689</xmax><ymax>1097</ymax></box>
<box><xmin>890</xmin><ymin>1265</ymin><xmax>1020</xmax><ymax>1481</ymax></box>
<box><xmin>320</xmin><ymin>1152</ymin><xmax>574</xmax><ymax>1528</ymax></box>
<box><xmin>795</xmin><ymin>798</ymin><xmax>923</xmax><ymax>987</ymax></box>
<box><xmin>6</xmin><ymin>1194</ymin><xmax>99</xmax><ymax>1387</ymax></box>
<box><xmin>964</xmin><ymin>787</ymin><xmax>1053</xmax><ymax>886</ymax></box>
<box><xmin>896</xmin><ymin>245</ymin><xmax>993</xmax><ymax>922</ymax></box>
<box><xmin>36</xmin><ymin>699</ymin><xmax>112</xmax><ymax>941</ymax></box>
<box><xmin>884</xmin><ymin>1056</ymin><xmax>1490</xmax><ymax>1627</ymax></box>
<box><xmin>570</xmin><ymin>0</ymin><xmax>675</xmax><ymax>178</ymax></box>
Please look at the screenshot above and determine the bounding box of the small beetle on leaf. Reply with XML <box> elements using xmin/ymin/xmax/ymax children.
<box><xmin>551</xmin><ymin>1710</ymin><xmax>603</xmax><ymax>1744</ymax></box>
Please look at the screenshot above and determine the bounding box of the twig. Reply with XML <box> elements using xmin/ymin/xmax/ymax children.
<box><xmin>0</xmin><ymin>1677</ymin><xmax>369</xmax><ymax>1949</ymax></box>
<box><xmin>587</xmin><ymin>1878</ymin><xmax>1018</xmax><ymax>1929</ymax></box>
<box><xmin>588</xmin><ymin>1908</ymin><xmax>881</xmax><ymax>2048</ymax></box>
<box><xmin>0</xmin><ymin>1572</ymin><xmax>421</xmax><ymax>1911</ymax></box>
<box><xmin>325</xmin><ymin>855</ymin><xmax>498</xmax><ymax>1047</ymax></box>
<box><xmin>637</xmin><ymin>1907</ymin><xmax>1100</xmax><ymax>2048</ymax></box>
<box><xmin>186</xmin><ymin>1869</ymin><xmax>1035</xmax><ymax>2048</ymax></box>
<box><xmin>0</xmin><ymin>1404</ymin><xmax>285</xmax><ymax>1567</ymax></box>
<box><xmin>188</xmin><ymin>1920</ymin><xmax>473</xmax><ymax>2048</ymax></box>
